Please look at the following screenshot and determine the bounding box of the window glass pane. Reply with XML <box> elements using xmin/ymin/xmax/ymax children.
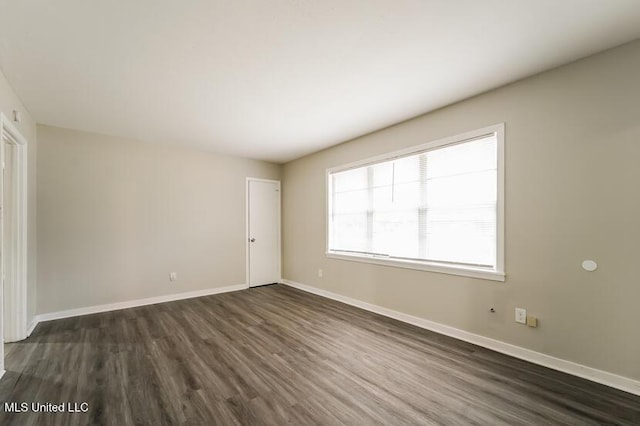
<box><xmin>425</xmin><ymin>206</ymin><xmax>496</xmax><ymax>266</ymax></box>
<box><xmin>423</xmin><ymin>136</ymin><xmax>497</xmax><ymax>266</ymax></box>
<box><xmin>332</xmin><ymin>167</ymin><xmax>367</xmax><ymax>193</ymax></box>
<box><xmin>393</xmin><ymin>155</ymin><xmax>420</xmax><ymax>184</ymax></box>
<box><xmin>371</xmin><ymin>162</ymin><xmax>392</xmax><ymax>188</ymax></box>
<box><xmin>427</xmin><ymin>136</ymin><xmax>496</xmax><ymax>179</ymax></box>
<box><xmin>372</xmin><ymin>209</ymin><xmax>419</xmax><ymax>258</ymax></box>
<box><xmin>333</xmin><ymin>189</ymin><xmax>368</xmax><ymax>214</ymax></box>
<box><xmin>331</xmin><ymin>212</ymin><xmax>368</xmax><ymax>253</ymax></box>
<box><xmin>329</xmin><ymin>131</ymin><xmax>499</xmax><ymax>270</ymax></box>
<box><xmin>391</xmin><ymin>181</ymin><xmax>420</xmax><ymax>209</ymax></box>
<box><xmin>427</xmin><ymin>170</ymin><xmax>497</xmax><ymax>207</ymax></box>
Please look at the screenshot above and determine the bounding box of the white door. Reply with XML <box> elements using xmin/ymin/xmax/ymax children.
<box><xmin>247</xmin><ymin>179</ymin><xmax>280</xmax><ymax>287</ymax></box>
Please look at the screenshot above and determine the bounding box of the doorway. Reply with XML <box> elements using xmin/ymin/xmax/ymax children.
<box><xmin>0</xmin><ymin>113</ymin><xmax>28</xmax><ymax>378</ymax></box>
<box><xmin>246</xmin><ymin>178</ymin><xmax>281</xmax><ymax>288</ymax></box>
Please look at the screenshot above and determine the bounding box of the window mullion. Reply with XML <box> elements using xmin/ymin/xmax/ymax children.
<box><xmin>418</xmin><ymin>154</ymin><xmax>428</xmax><ymax>259</ymax></box>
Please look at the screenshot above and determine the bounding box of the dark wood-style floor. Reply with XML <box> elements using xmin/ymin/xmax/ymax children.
<box><xmin>1</xmin><ymin>284</ymin><xmax>639</xmax><ymax>425</ymax></box>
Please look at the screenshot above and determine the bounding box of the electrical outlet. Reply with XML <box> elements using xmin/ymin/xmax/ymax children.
<box><xmin>169</xmin><ymin>272</ymin><xmax>177</xmax><ymax>282</ymax></box>
<box><xmin>318</xmin><ymin>268</ymin><xmax>323</xmax><ymax>278</ymax></box>
<box><xmin>515</xmin><ymin>307</ymin><xmax>527</xmax><ymax>324</ymax></box>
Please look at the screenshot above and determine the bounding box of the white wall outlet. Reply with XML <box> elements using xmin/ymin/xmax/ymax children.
<box><xmin>169</xmin><ymin>272</ymin><xmax>177</xmax><ymax>282</ymax></box>
<box><xmin>515</xmin><ymin>307</ymin><xmax>527</xmax><ymax>324</ymax></box>
<box><xmin>318</xmin><ymin>268</ymin><xmax>323</xmax><ymax>278</ymax></box>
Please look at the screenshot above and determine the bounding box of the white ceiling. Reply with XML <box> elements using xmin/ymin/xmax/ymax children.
<box><xmin>1</xmin><ymin>1</ymin><xmax>640</xmax><ymax>163</ymax></box>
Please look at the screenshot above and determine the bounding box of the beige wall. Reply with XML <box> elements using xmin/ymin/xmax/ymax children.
<box><xmin>282</xmin><ymin>40</ymin><xmax>640</xmax><ymax>380</ymax></box>
<box><xmin>0</xmin><ymin>68</ymin><xmax>38</xmax><ymax>324</ymax></box>
<box><xmin>37</xmin><ymin>125</ymin><xmax>280</xmax><ymax>314</ymax></box>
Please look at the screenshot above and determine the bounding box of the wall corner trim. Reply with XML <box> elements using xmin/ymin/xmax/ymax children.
<box><xmin>280</xmin><ymin>279</ymin><xmax>640</xmax><ymax>396</ymax></box>
<box><xmin>30</xmin><ymin>283</ymin><xmax>246</xmax><ymax>330</ymax></box>
<box><xmin>26</xmin><ymin>318</ymin><xmax>38</xmax><ymax>337</ymax></box>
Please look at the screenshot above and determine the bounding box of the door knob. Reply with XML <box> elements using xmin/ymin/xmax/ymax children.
<box><xmin>249</xmin><ymin>238</ymin><xmax>256</xmax><ymax>242</ymax></box>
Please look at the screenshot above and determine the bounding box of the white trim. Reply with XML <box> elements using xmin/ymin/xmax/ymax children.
<box><xmin>280</xmin><ymin>279</ymin><xmax>640</xmax><ymax>396</ymax></box>
<box><xmin>0</xmin><ymin>369</ymin><xmax>5</xmax><ymax>379</ymax></box>
<box><xmin>0</xmin><ymin>115</ymin><xmax>27</xmax><ymax>146</ymax></box>
<box><xmin>245</xmin><ymin>179</ymin><xmax>250</xmax><ymax>290</ymax></box>
<box><xmin>495</xmin><ymin>124</ymin><xmax>506</xmax><ymax>275</ymax></box>
<box><xmin>0</xmin><ymin>114</ymin><xmax>29</xmax><ymax>380</ymax></box>
<box><xmin>33</xmin><ymin>284</ymin><xmax>245</xmax><ymax>323</ymax></box>
<box><xmin>326</xmin><ymin>124</ymin><xmax>503</xmax><ymax>173</ymax></box>
<box><xmin>325</xmin><ymin>124</ymin><xmax>505</xmax><ymax>281</ymax></box>
<box><xmin>246</xmin><ymin>177</ymin><xmax>281</xmax><ymax>288</ymax></box>
<box><xmin>26</xmin><ymin>317</ymin><xmax>38</xmax><ymax>337</ymax></box>
<box><xmin>326</xmin><ymin>252</ymin><xmax>505</xmax><ymax>282</ymax></box>
<box><xmin>245</xmin><ymin>177</ymin><xmax>282</xmax><ymax>184</ymax></box>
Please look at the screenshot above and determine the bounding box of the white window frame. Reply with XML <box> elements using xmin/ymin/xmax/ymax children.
<box><xmin>326</xmin><ymin>123</ymin><xmax>505</xmax><ymax>282</ymax></box>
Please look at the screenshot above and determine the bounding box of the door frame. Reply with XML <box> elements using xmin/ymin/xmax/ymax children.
<box><xmin>245</xmin><ymin>177</ymin><xmax>281</xmax><ymax>289</ymax></box>
<box><xmin>0</xmin><ymin>114</ymin><xmax>28</xmax><ymax>354</ymax></box>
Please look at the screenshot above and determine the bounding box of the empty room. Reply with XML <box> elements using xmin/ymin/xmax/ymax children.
<box><xmin>1</xmin><ymin>1</ymin><xmax>640</xmax><ymax>424</ymax></box>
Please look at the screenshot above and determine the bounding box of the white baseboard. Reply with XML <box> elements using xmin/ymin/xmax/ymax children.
<box><xmin>33</xmin><ymin>283</ymin><xmax>247</xmax><ymax>325</ymax></box>
<box><xmin>26</xmin><ymin>317</ymin><xmax>38</xmax><ymax>336</ymax></box>
<box><xmin>281</xmin><ymin>279</ymin><xmax>640</xmax><ymax>396</ymax></box>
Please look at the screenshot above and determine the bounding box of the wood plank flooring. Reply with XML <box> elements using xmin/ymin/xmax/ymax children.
<box><xmin>1</xmin><ymin>284</ymin><xmax>639</xmax><ymax>425</ymax></box>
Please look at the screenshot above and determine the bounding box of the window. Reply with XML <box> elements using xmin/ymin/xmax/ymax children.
<box><xmin>327</xmin><ymin>124</ymin><xmax>504</xmax><ymax>281</ymax></box>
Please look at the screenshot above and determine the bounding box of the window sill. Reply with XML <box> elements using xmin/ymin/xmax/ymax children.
<box><xmin>326</xmin><ymin>252</ymin><xmax>505</xmax><ymax>282</ymax></box>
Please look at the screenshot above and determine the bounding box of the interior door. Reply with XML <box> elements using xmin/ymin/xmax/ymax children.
<box><xmin>247</xmin><ymin>179</ymin><xmax>280</xmax><ymax>287</ymax></box>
